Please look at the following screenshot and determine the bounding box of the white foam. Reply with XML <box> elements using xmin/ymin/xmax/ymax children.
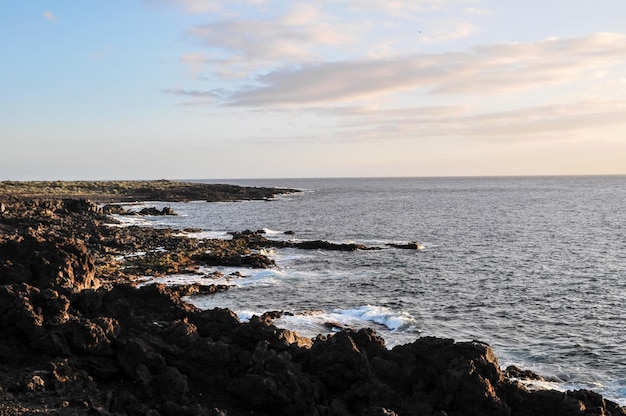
<box><xmin>270</xmin><ymin>306</ymin><xmax>421</xmax><ymax>345</ymax></box>
<box><xmin>140</xmin><ymin>265</ymin><xmax>286</xmax><ymax>289</ymax></box>
<box><xmin>174</xmin><ymin>230</ymin><xmax>233</xmax><ymax>240</ymax></box>
<box><xmin>113</xmin><ymin>251</ymin><xmax>148</xmax><ymax>261</ymax></box>
<box><xmin>258</xmin><ymin>248</ymin><xmax>277</xmax><ymax>256</ymax></box>
<box><xmin>262</xmin><ymin>228</ymin><xmax>284</xmax><ymax>235</ymax></box>
<box><xmin>234</xmin><ymin>310</ymin><xmax>257</xmax><ymax>322</ymax></box>
<box><xmin>106</xmin><ymin>215</ymin><xmax>153</xmax><ymax>227</ymax></box>
<box><xmin>335</xmin><ymin>305</ymin><xmax>420</xmax><ymax>332</ymax></box>
<box><xmin>140</xmin><ymin>273</ymin><xmax>218</xmax><ymax>287</ymax></box>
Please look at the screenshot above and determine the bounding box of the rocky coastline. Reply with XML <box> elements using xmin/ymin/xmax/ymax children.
<box><xmin>1</xmin><ymin>181</ymin><xmax>625</xmax><ymax>416</ymax></box>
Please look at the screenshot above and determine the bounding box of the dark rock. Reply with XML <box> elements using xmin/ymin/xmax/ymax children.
<box><xmin>193</xmin><ymin>251</ymin><xmax>275</xmax><ymax>268</ymax></box>
<box><xmin>307</xmin><ymin>331</ymin><xmax>371</xmax><ymax>391</ymax></box>
<box><xmin>101</xmin><ymin>204</ymin><xmax>126</xmax><ymax>215</ymax></box>
<box><xmin>136</xmin><ymin>207</ymin><xmax>177</xmax><ymax>216</ymax></box>
<box><xmin>0</xmin><ymin>236</ymin><xmax>99</xmax><ymax>293</ymax></box>
<box><xmin>189</xmin><ymin>307</ymin><xmax>241</xmax><ymax>339</ymax></box>
<box><xmin>387</xmin><ymin>241</ymin><xmax>424</xmax><ymax>250</ymax></box>
<box><xmin>62</xmin><ymin>198</ymin><xmax>102</xmax><ymax>214</ymax></box>
<box><xmin>150</xmin><ymin>366</ymin><xmax>188</xmax><ymax>402</ymax></box>
<box><xmin>1</xmin><ymin>196</ymin><xmax>625</xmax><ymax>416</ymax></box>
<box><xmin>361</xmin><ymin>406</ymin><xmax>399</xmax><ymax>416</ymax></box>
<box><xmin>291</xmin><ymin>240</ymin><xmax>377</xmax><ymax>251</ymax></box>
<box><xmin>504</xmin><ymin>365</ymin><xmax>548</xmax><ymax>381</ymax></box>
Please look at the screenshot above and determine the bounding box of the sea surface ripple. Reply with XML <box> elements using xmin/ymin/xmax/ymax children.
<box><xmin>132</xmin><ymin>176</ymin><xmax>626</xmax><ymax>404</ymax></box>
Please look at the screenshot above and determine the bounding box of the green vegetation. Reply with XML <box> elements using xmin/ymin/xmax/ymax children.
<box><xmin>0</xmin><ymin>180</ymin><xmax>295</xmax><ymax>202</ymax></box>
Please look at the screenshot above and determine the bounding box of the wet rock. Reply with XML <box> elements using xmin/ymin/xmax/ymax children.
<box><xmin>136</xmin><ymin>207</ymin><xmax>177</xmax><ymax>216</ymax></box>
<box><xmin>387</xmin><ymin>241</ymin><xmax>424</xmax><ymax>250</ymax></box>
<box><xmin>101</xmin><ymin>204</ymin><xmax>126</xmax><ymax>215</ymax></box>
<box><xmin>1</xmin><ymin>197</ymin><xmax>625</xmax><ymax>416</ymax></box>
<box><xmin>193</xmin><ymin>250</ymin><xmax>275</xmax><ymax>268</ymax></box>
<box><xmin>504</xmin><ymin>365</ymin><xmax>548</xmax><ymax>381</ymax></box>
<box><xmin>290</xmin><ymin>240</ymin><xmax>378</xmax><ymax>251</ymax></box>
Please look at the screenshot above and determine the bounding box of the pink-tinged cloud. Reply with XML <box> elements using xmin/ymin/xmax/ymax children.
<box><xmin>223</xmin><ymin>33</ymin><xmax>626</xmax><ymax>107</ymax></box>
<box><xmin>43</xmin><ymin>11</ymin><xmax>58</xmax><ymax>23</ymax></box>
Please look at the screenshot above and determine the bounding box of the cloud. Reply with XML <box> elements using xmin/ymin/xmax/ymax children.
<box><xmin>155</xmin><ymin>0</ymin><xmax>469</xmax><ymax>15</ymax></box>
<box><xmin>328</xmin><ymin>99</ymin><xmax>626</xmax><ymax>142</ymax></box>
<box><xmin>178</xmin><ymin>1</ymin><xmax>482</xmax><ymax>79</ymax></box>
<box><xmin>219</xmin><ymin>33</ymin><xmax>626</xmax><ymax>107</ymax></box>
<box><xmin>145</xmin><ymin>0</ymin><xmax>221</xmax><ymax>14</ymax></box>
<box><xmin>185</xmin><ymin>10</ymin><xmax>353</xmax><ymax>71</ymax></box>
<box><xmin>163</xmin><ymin>88</ymin><xmax>220</xmax><ymax>97</ymax></box>
<box><xmin>420</xmin><ymin>20</ymin><xmax>480</xmax><ymax>43</ymax></box>
<box><xmin>43</xmin><ymin>11</ymin><xmax>58</xmax><ymax>23</ymax></box>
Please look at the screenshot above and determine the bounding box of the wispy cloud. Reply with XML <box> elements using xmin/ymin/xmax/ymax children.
<box><xmin>152</xmin><ymin>0</ymin><xmax>474</xmax><ymax>15</ymax></box>
<box><xmin>43</xmin><ymin>11</ymin><xmax>58</xmax><ymax>23</ymax></box>
<box><xmin>171</xmin><ymin>0</ymin><xmax>480</xmax><ymax>79</ymax></box>
<box><xmin>217</xmin><ymin>33</ymin><xmax>626</xmax><ymax>107</ymax></box>
<box><xmin>145</xmin><ymin>0</ymin><xmax>221</xmax><ymax>14</ymax></box>
<box><xmin>184</xmin><ymin>6</ymin><xmax>354</xmax><ymax>77</ymax></box>
<box><xmin>163</xmin><ymin>87</ymin><xmax>222</xmax><ymax>99</ymax></box>
<box><xmin>331</xmin><ymin>99</ymin><xmax>626</xmax><ymax>141</ymax></box>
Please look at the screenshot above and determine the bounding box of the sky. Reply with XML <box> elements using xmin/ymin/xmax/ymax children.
<box><xmin>1</xmin><ymin>0</ymin><xmax>626</xmax><ymax>180</ymax></box>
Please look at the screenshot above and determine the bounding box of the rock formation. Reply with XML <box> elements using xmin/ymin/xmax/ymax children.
<box><xmin>0</xmin><ymin>196</ymin><xmax>624</xmax><ymax>415</ymax></box>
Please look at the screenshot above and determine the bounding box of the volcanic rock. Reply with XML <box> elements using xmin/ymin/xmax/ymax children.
<box><xmin>0</xmin><ymin>196</ymin><xmax>625</xmax><ymax>416</ymax></box>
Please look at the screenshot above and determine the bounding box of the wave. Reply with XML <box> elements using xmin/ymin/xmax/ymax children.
<box><xmin>174</xmin><ymin>230</ymin><xmax>233</xmax><ymax>240</ymax></box>
<box><xmin>140</xmin><ymin>266</ymin><xmax>285</xmax><ymax>289</ymax></box>
<box><xmin>268</xmin><ymin>305</ymin><xmax>421</xmax><ymax>347</ymax></box>
<box><xmin>337</xmin><ymin>305</ymin><xmax>420</xmax><ymax>332</ymax></box>
<box><xmin>106</xmin><ymin>215</ymin><xmax>154</xmax><ymax>227</ymax></box>
<box><xmin>262</xmin><ymin>228</ymin><xmax>284</xmax><ymax>235</ymax></box>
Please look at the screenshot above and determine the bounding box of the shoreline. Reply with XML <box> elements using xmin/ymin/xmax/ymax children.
<box><xmin>1</xmin><ymin>182</ymin><xmax>625</xmax><ymax>415</ymax></box>
<box><xmin>0</xmin><ymin>179</ymin><xmax>299</xmax><ymax>203</ymax></box>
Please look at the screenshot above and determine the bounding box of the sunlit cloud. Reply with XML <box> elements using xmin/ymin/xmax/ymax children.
<box><xmin>464</xmin><ymin>7</ymin><xmax>495</xmax><ymax>16</ymax></box>
<box><xmin>185</xmin><ymin>12</ymin><xmax>353</xmax><ymax>71</ymax></box>
<box><xmin>43</xmin><ymin>11</ymin><xmax>58</xmax><ymax>23</ymax></box>
<box><xmin>420</xmin><ymin>20</ymin><xmax>481</xmax><ymax>42</ymax></box>
<box><xmin>217</xmin><ymin>33</ymin><xmax>626</xmax><ymax>106</ymax></box>
<box><xmin>327</xmin><ymin>99</ymin><xmax>626</xmax><ymax>142</ymax></box>
<box><xmin>174</xmin><ymin>0</ymin><xmax>481</xmax><ymax>79</ymax></box>
<box><xmin>163</xmin><ymin>88</ymin><xmax>222</xmax><ymax>98</ymax></box>
<box><xmin>145</xmin><ymin>0</ymin><xmax>221</xmax><ymax>14</ymax></box>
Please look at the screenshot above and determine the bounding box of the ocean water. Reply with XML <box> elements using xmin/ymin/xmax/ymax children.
<box><xmin>124</xmin><ymin>176</ymin><xmax>626</xmax><ymax>404</ymax></box>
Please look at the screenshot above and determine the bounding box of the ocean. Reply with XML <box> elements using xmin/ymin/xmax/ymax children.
<box><xmin>119</xmin><ymin>176</ymin><xmax>626</xmax><ymax>404</ymax></box>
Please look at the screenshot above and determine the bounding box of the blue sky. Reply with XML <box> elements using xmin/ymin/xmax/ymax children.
<box><xmin>2</xmin><ymin>0</ymin><xmax>626</xmax><ymax>180</ymax></box>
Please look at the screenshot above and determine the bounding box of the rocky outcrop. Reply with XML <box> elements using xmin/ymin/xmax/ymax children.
<box><xmin>0</xmin><ymin>197</ymin><xmax>625</xmax><ymax>416</ymax></box>
<box><xmin>0</xmin><ymin>236</ymin><xmax>99</xmax><ymax>293</ymax></box>
<box><xmin>0</xmin><ymin>180</ymin><xmax>299</xmax><ymax>202</ymax></box>
<box><xmin>387</xmin><ymin>242</ymin><xmax>424</xmax><ymax>250</ymax></box>
<box><xmin>230</xmin><ymin>229</ymin><xmax>381</xmax><ymax>251</ymax></box>
<box><xmin>102</xmin><ymin>205</ymin><xmax>178</xmax><ymax>216</ymax></box>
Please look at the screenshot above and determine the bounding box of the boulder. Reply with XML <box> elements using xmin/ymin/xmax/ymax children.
<box><xmin>0</xmin><ymin>235</ymin><xmax>99</xmax><ymax>293</ymax></box>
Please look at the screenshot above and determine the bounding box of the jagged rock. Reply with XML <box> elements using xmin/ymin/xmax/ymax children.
<box><xmin>1</xmin><ymin>197</ymin><xmax>625</xmax><ymax>416</ymax></box>
<box><xmin>101</xmin><ymin>204</ymin><xmax>126</xmax><ymax>215</ymax></box>
<box><xmin>62</xmin><ymin>198</ymin><xmax>102</xmax><ymax>214</ymax></box>
<box><xmin>136</xmin><ymin>207</ymin><xmax>177</xmax><ymax>216</ymax></box>
<box><xmin>290</xmin><ymin>240</ymin><xmax>377</xmax><ymax>251</ymax></box>
<box><xmin>387</xmin><ymin>242</ymin><xmax>424</xmax><ymax>250</ymax></box>
<box><xmin>193</xmin><ymin>251</ymin><xmax>275</xmax><ymax>268</ymax></box>
<box><xmin>0</xmin><ymin>235</ymin><xmax>99</xmax><ymax>293</ymax></box>
<box><xmin>504</xmin><ymin>365</ymin><xmax>548</xmax><ymax>381</ymax></box>
<box><xmin>307</xmin><ymin>331</ymin><xmax>372</xmax><ymax>391</ymax></box>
